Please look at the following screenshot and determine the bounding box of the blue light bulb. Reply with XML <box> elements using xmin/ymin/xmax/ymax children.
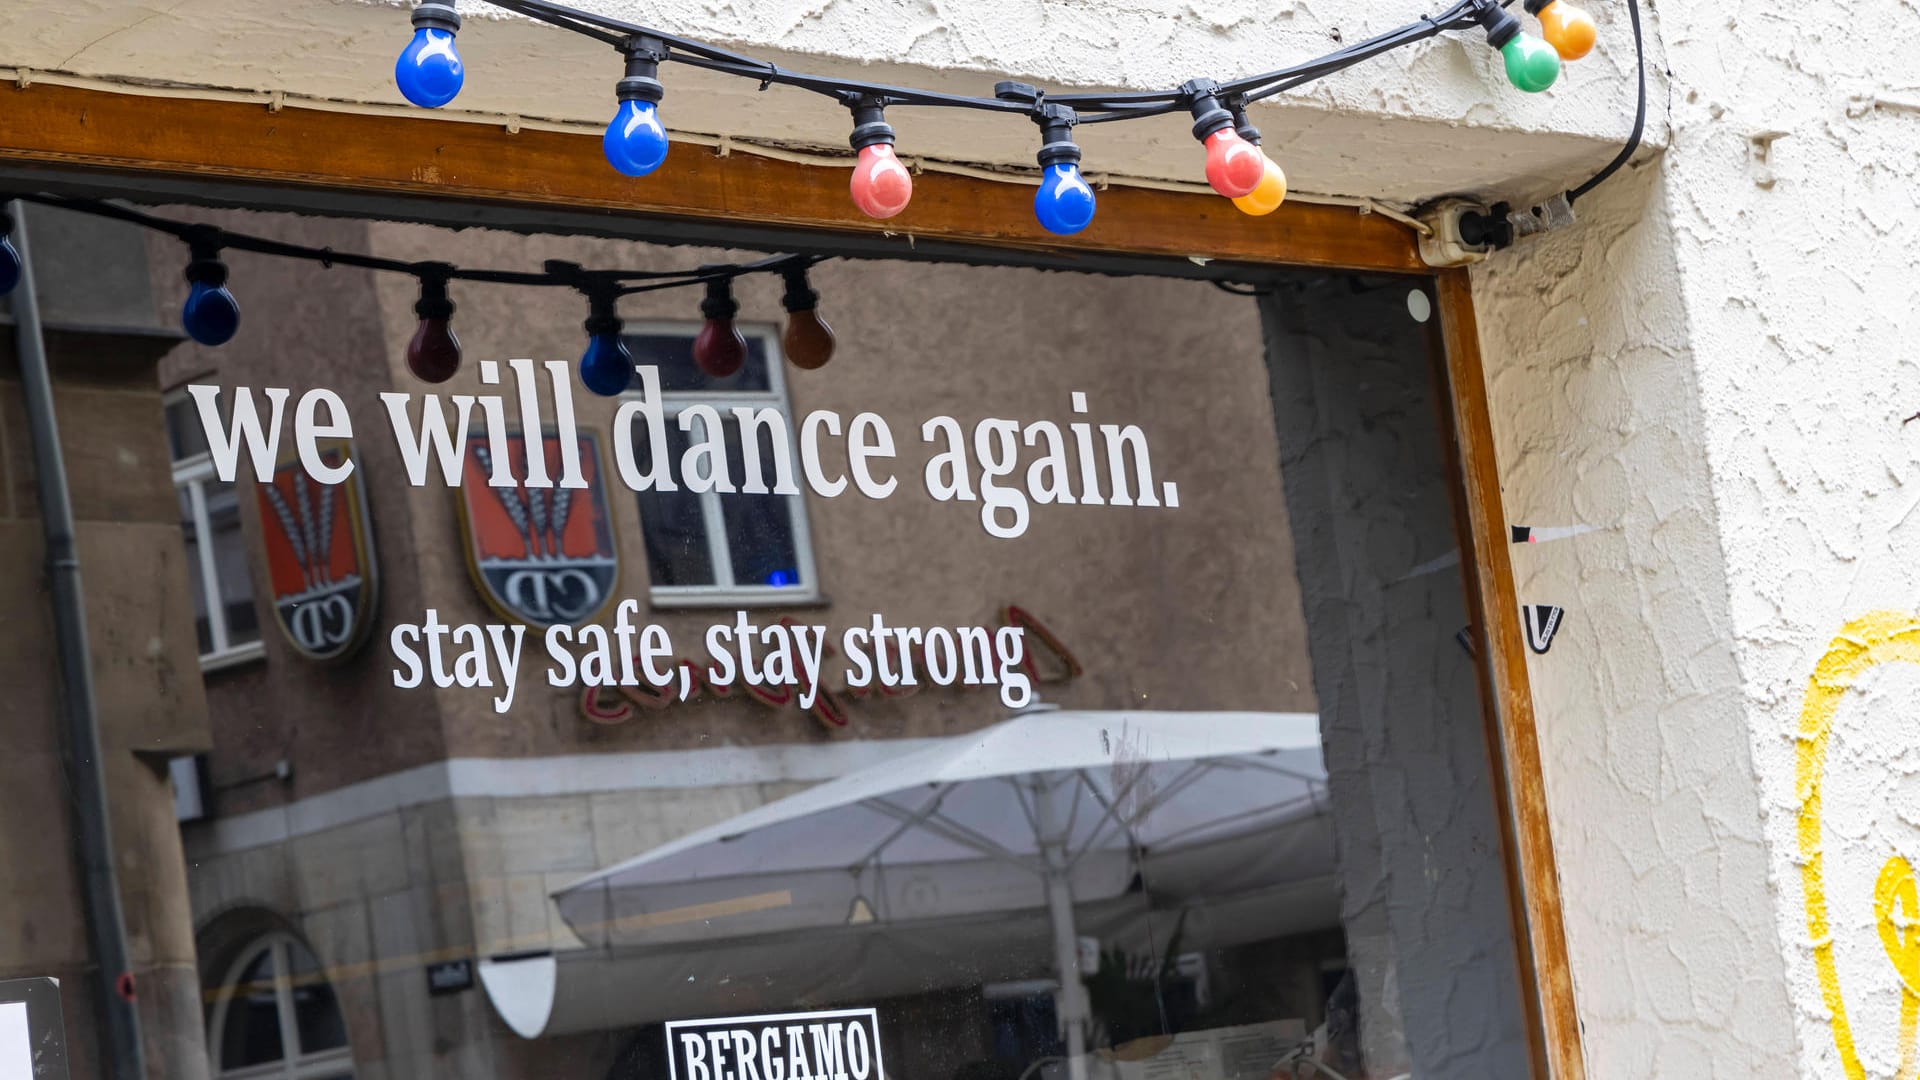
<box><xmin>579</xmin><ymin>331</ymin><xmax>634</xmax><ymax>397</ymax></box>
<box><xmin>0</xmin><ymin>236</ymin><xmax>20</xmax><ymax>297</ymax></box>
<box><xmin>395</xmin><ymin>26</ymin><xmax>464</xmax><ymax>108</ymax></box>
<box><xmin>604</xmin><ymin>100</ymin><xmax>670</xmax><ymax>177</ymax></box>
<box><xmin>182</xmin><ymin>279</ymin><xmax>241</xmax><ymax>347</ymax></box>
<box><xmin>1034</xmin><ymin>163</ymin><xmax>1096</xmax><ymax>235</ymax></box>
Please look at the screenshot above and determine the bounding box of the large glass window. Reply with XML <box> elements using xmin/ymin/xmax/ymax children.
<box><xmin>207</xmin><ymin>935</ymin><xmax>353</xmax><ymax>1080</ymax></box>
<box><xmin>623</xmin><ymin>322</ymin><xmax>821</xmax><ymax>606</ymax></box>
<box><xmin>101</xmin><ymin>203</ymin><xmax>1537</xmax><ymax>1080</ymax></box>
<box><xmin>165</xmin><ymin>390</ymin><xmax>263</xmax><ymax>668</ymax></box>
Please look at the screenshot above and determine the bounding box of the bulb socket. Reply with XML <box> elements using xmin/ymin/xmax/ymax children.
<box><xmin>700</xmin><ymin>278</ymin><xmax>740</xmax><ymax>322</ymax></box>
<box><xmin>411</xmin><ymin>1</ymin><xmax>460</xmax><ymax>33</ymax></box>
<box><xmin>184</xmin><ymin>256</ymin><xmax>228</xmax><ymax>288</ymax></box>
<box><xmin>1033</xmin><ymin>103</ymin><xmax>1083</xmax><ymax>168</ymax></box>
<box><xmin>846</xmin><ymin>95</ymin><xmax>896</xmax><ymax>151</ymax></box>
<box><xmin>584</xmin><ymin>288</ymin><xmax>622</xmax><ymax>337</ymax></box>
<box><xmin>414</xmin><ymin>270</ymin><xmax>455</xmax><ymax>320</ymax></box>
<box><xmin>781</xmin><ymin>267</ymin><xmax>819</xmax><ymax>314</ymax></box>
<box><xmin>617</xmin><ymin>36</ymin><xmax>668</xmax><ymax>103</ymax></box>
<box><xmin>1476</xmin><ymin>1</ymin><xmax>1522</xmax><ymax>48</ymax></box>
<box><xmin>1230</xmin><ymin>102</ymin><xmax>1262</xmax><ymax>146</ymax></box>
<box><xmin>1182</xmin><ymin>79</ymin><xmax>1236</xmax><ymax>141</ymax></box>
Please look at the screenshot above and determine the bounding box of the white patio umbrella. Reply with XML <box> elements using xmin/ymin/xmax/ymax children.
<box><xmin>515</xmin><ymin>710</ymin><xmax>1329</xmax><ymax>1078</ymax></box>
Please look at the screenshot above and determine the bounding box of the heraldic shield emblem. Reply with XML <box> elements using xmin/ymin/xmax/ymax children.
<box><xmin>254</xmin><ymin>440</ymin><xmax>379</xmax><ymax>661</ymax></box>
<box><xmin>457</xmin><ymin>430</ymin><xmax>618</xmax><ymax>627</ymax></box>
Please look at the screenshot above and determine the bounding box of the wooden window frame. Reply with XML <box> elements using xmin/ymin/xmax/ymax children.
<box><xmin>0</xmin><ymin>81</ymin><xmax>1582</xmax><ymax>1078</ymax></box>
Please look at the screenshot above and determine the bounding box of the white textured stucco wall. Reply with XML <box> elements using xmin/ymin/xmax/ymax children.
<box><xmin>1473</xmin><ymin>1</ymin><xmax>1920</xmax><ymax>1075</ymax></box>
<box><xmin>1474</xmin><ymin>164</ymin><xmax>1806</xmax><ymax>1077</ymax></box>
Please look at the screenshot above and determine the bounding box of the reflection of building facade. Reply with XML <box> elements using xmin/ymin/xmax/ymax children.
<box><xmin>0</xmin><ymin>193</ymin><xmax>1535</xmax><ymax>1079</ymax></box>
<box><xmin>153</xmin><ymin>212</ymin><xmax>1445</xmax><ymax>1079</ymax></box>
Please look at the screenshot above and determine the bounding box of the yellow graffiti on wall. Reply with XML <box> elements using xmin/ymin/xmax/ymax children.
<box><xmin>1798</xmin><ymin>611</ymin><xmax>1920</xmax><ymax>1078</ymax></box>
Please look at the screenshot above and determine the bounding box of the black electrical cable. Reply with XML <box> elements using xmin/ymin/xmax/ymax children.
<box><xmin>22</xmin><ymin>0</ymin><xmax>1636</xmax><ymax>270</ymax></box>
<box><xmin>476</xmin><ymin>0</ymin><xmax>1505</xmax><ymax>123</ymax></box>
<box><xmin>6</xmin><ymin>191</ymin><xmax>822</xmax><ymax>294</ymax></box>
<box><xmin>1565</xmin><ymin>0</ymin><xmax>1645</xmax><ymax>203</ymax></box>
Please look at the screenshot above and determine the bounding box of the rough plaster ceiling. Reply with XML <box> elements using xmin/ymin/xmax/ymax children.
<box><xmin>0</xmin><ymin>0</ymin><xmax>1663</xmax><ymax>207</ymax></box>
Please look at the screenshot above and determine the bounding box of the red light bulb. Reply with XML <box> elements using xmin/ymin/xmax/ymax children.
<box><xmin>693</xmin><ymin>277</ymin><xmax>747</xmax><ymax>378</ymax></box>
<box><xmin>1202</xmin><ymin>128</ymin><xmax>1266</xmax><ymax>199</ymax></box>
<box><xmin>850</xmin><ymin>143</ymin><xmax>913</xmax><ymax>219</ymax></box>
<box><xmin>407</xmin><ymin>317</ymin><xmax>462</xmax><ymax>382</ymax></box>
<box><xmin>406</xmin><ymin>273</ymin><xmax>461</xmax><ymax>382</ymax></box>
<box><xmin>694</xmin><ymin>317</ymin><xmax>747</xmax><ymax>378</ymax></box>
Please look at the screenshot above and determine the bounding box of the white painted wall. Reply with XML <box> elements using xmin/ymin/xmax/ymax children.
<box><xmin>1472</xmin><ymin>1</ymin><xmax>1920</xmax><ymax>1076</ymax></box>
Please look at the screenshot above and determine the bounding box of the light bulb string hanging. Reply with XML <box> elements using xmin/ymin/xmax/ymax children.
<box><xmin>403</xmin><ymin>0</ymin><xmax>1596</xmax><ymax>228</ymax></box>
<box><xmin>6</xmin><ymin>191</ymin><xmax>822</xmax><ymax>293</ymax></box>
<box><xmin>1</xmin><ymin>191</ymin><xmax>839</xmax><ymax>391</ymax></box>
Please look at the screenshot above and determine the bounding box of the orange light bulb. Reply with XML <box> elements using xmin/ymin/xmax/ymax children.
<box><xmin>784</xmin><ymin>308</ymin><xmax>836</xmax><ymax>370</ymax></box>
<box><xmin>1231</xmin><ymin>155</ymin><xmax>1287</xmax><ymax>217</ymax></box>
<box><xmin>1537</xmin><ymin>0</ymin><xmax>1596</xmax><ymax>60</ymax></box>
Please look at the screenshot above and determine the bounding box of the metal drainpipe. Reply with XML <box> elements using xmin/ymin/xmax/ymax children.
<box><xmin>6</xmin><ymin>202</ymin><xmax>148</xmax><ymax>1079</ymax></box>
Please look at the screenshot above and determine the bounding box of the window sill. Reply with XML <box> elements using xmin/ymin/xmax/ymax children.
<box><xmin>199</xmin><ymin>641</ymin><xmax>267</xmax><ymax>674</ymax></box>
<box><xmin>648</xmin><ymin>588</ymin><xmax>829</xmax><ymax>612</ymax></box>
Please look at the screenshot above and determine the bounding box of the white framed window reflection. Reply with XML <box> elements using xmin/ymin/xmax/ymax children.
<box><xmin>620</xmin><ymin>321</ymin><xmax>822</xmax><ymax>608</ymax></box>
<box><xmin>165</xmin><ymin>389</ymin><xmax>264</xmax><ymax>670</ymax></box>
<box><xmin>207</xmin><ymin>933</ymin><xmax>354</xmax><ymax>1080</ymax></box>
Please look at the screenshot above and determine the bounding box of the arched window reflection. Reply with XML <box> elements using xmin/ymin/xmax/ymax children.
<box><xmin>208</xmin><ymin>933</ymin><xmax>354</xmax><ymax>1080</ymax></box>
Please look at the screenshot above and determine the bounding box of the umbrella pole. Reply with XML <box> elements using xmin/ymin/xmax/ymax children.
<box><xmin>1033</xmin><ymin>776</ymin><xmax>1092</xmax><ymax>1080</ymax></box>
<box><xmin>1044</xmin><ymin>864</ymin><xmax>1092</xmax><ymax>1080</ymax></box>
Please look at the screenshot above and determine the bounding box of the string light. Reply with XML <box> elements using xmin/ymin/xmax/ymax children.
<box><xmin>1228</xmin><ymin>110</ymin><xmax>1288</xmax><ymax>217</ymax></box>
<box><xmin>693</xmin><ymin>277</ymin><xmax>748</xmax><ymax>378</ymax></box>
<box><xmin>781</xmin><ymin>265</ymin><xmax>835</xmax><ymax>370</ymax></box>
<box><xmin>395</xmin><ymin>2</ymin><xmax>465</xmax><ymax>109</ymax></box>
<box><xmin>845</xmin><ymin>95</ymin><xmax>914</xmax><ymax>220</ymax></box>
<box><xmin>0</xmin><ymin>209</ymin><xmax>20</xmax><ymax>297</ymax></box>
<box><xmin>1028</xmin><ymin>101</ymin><xmax>1097</xmax><ymax>236</ymax></box>
<box><xmin>181</xmin><ymin>229</ymin><xmax>241</xmax><ymax>347</ymax></box>
<box><xmin>12</xmin><ymin>192</ymin><xmax>822</xmax><ymax>398</ymax></box>
<box><xmin>1475</xmin><ymin>0</ymin><xmax>1561</xmax><ymax>93</ymax></box>
<box><xmin>10</xmin><ymin>0</ymin><xmax>1648</xmax><ymax>390</ymax></box>
<box><xmin>380</xmin><ymin>0</ymin><xmax>1615</xmax><ymax>229</ymax></box>
<box><xmin>406</xmin><ymin>267</ymin><xmax>462</xmax><ymax>383</ymax></box>
<box><xmin>579</xmin><ymin>287</ymin><xmax>634</xmax><ymax>397</ymax></box>
<box><xmin>604</xmin><ymin>36</ymin><xmax>671</xmax><ymax>177</ymax></box>
<box><xmin>1526</xmin><ymin>0</ymin><xmax>1597</xmax><ymax>60</ymax></box>
<box><xmin>1184</xmin><ymin>81</ymin><xmax>1272</xmax><ymax>200</ymax></box>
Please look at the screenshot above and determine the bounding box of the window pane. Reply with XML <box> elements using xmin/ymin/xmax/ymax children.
<box><xmin>218</xmin><ymin>948</ymin><xmax>283</xmax><ymax>1069</ymax></box>
<box><xmin>720</xmin><ymin>418</ymin><xmax>802</xmax><ymax>588</ymax></box>
<box><xmin>164</xmin><ymin>396</ymin><xmax>211</xmax><ymax>462</ymax></box>
<box><xmin>285</xmin><ymin>940</ymin><xmax>350</xmax><ymax>1055</ymax></box>
<box><xmin>627</xmin><ymin>333</ymin><xmax>771</xmax><ymax>393</ymax></box>
<box><xmin>204</xmin><ymin>480</ymin><xmax>260</xmax><ymax>647</ymax></box>
<box><xmin>178</xmin><ymin>486</ymin><xmax>212</xmax><ymax>656</ymax></box>
<box><xmin>634</xmin><ymin>421</ymin><xmax>715</xmax><ymax>586</ymax></box>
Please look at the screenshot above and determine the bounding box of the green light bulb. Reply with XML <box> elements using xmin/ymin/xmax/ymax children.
<box><xmin>1501</xmin><ymin>32</ymin><xmax>1562</xmax><ymax>92</ymax></box>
